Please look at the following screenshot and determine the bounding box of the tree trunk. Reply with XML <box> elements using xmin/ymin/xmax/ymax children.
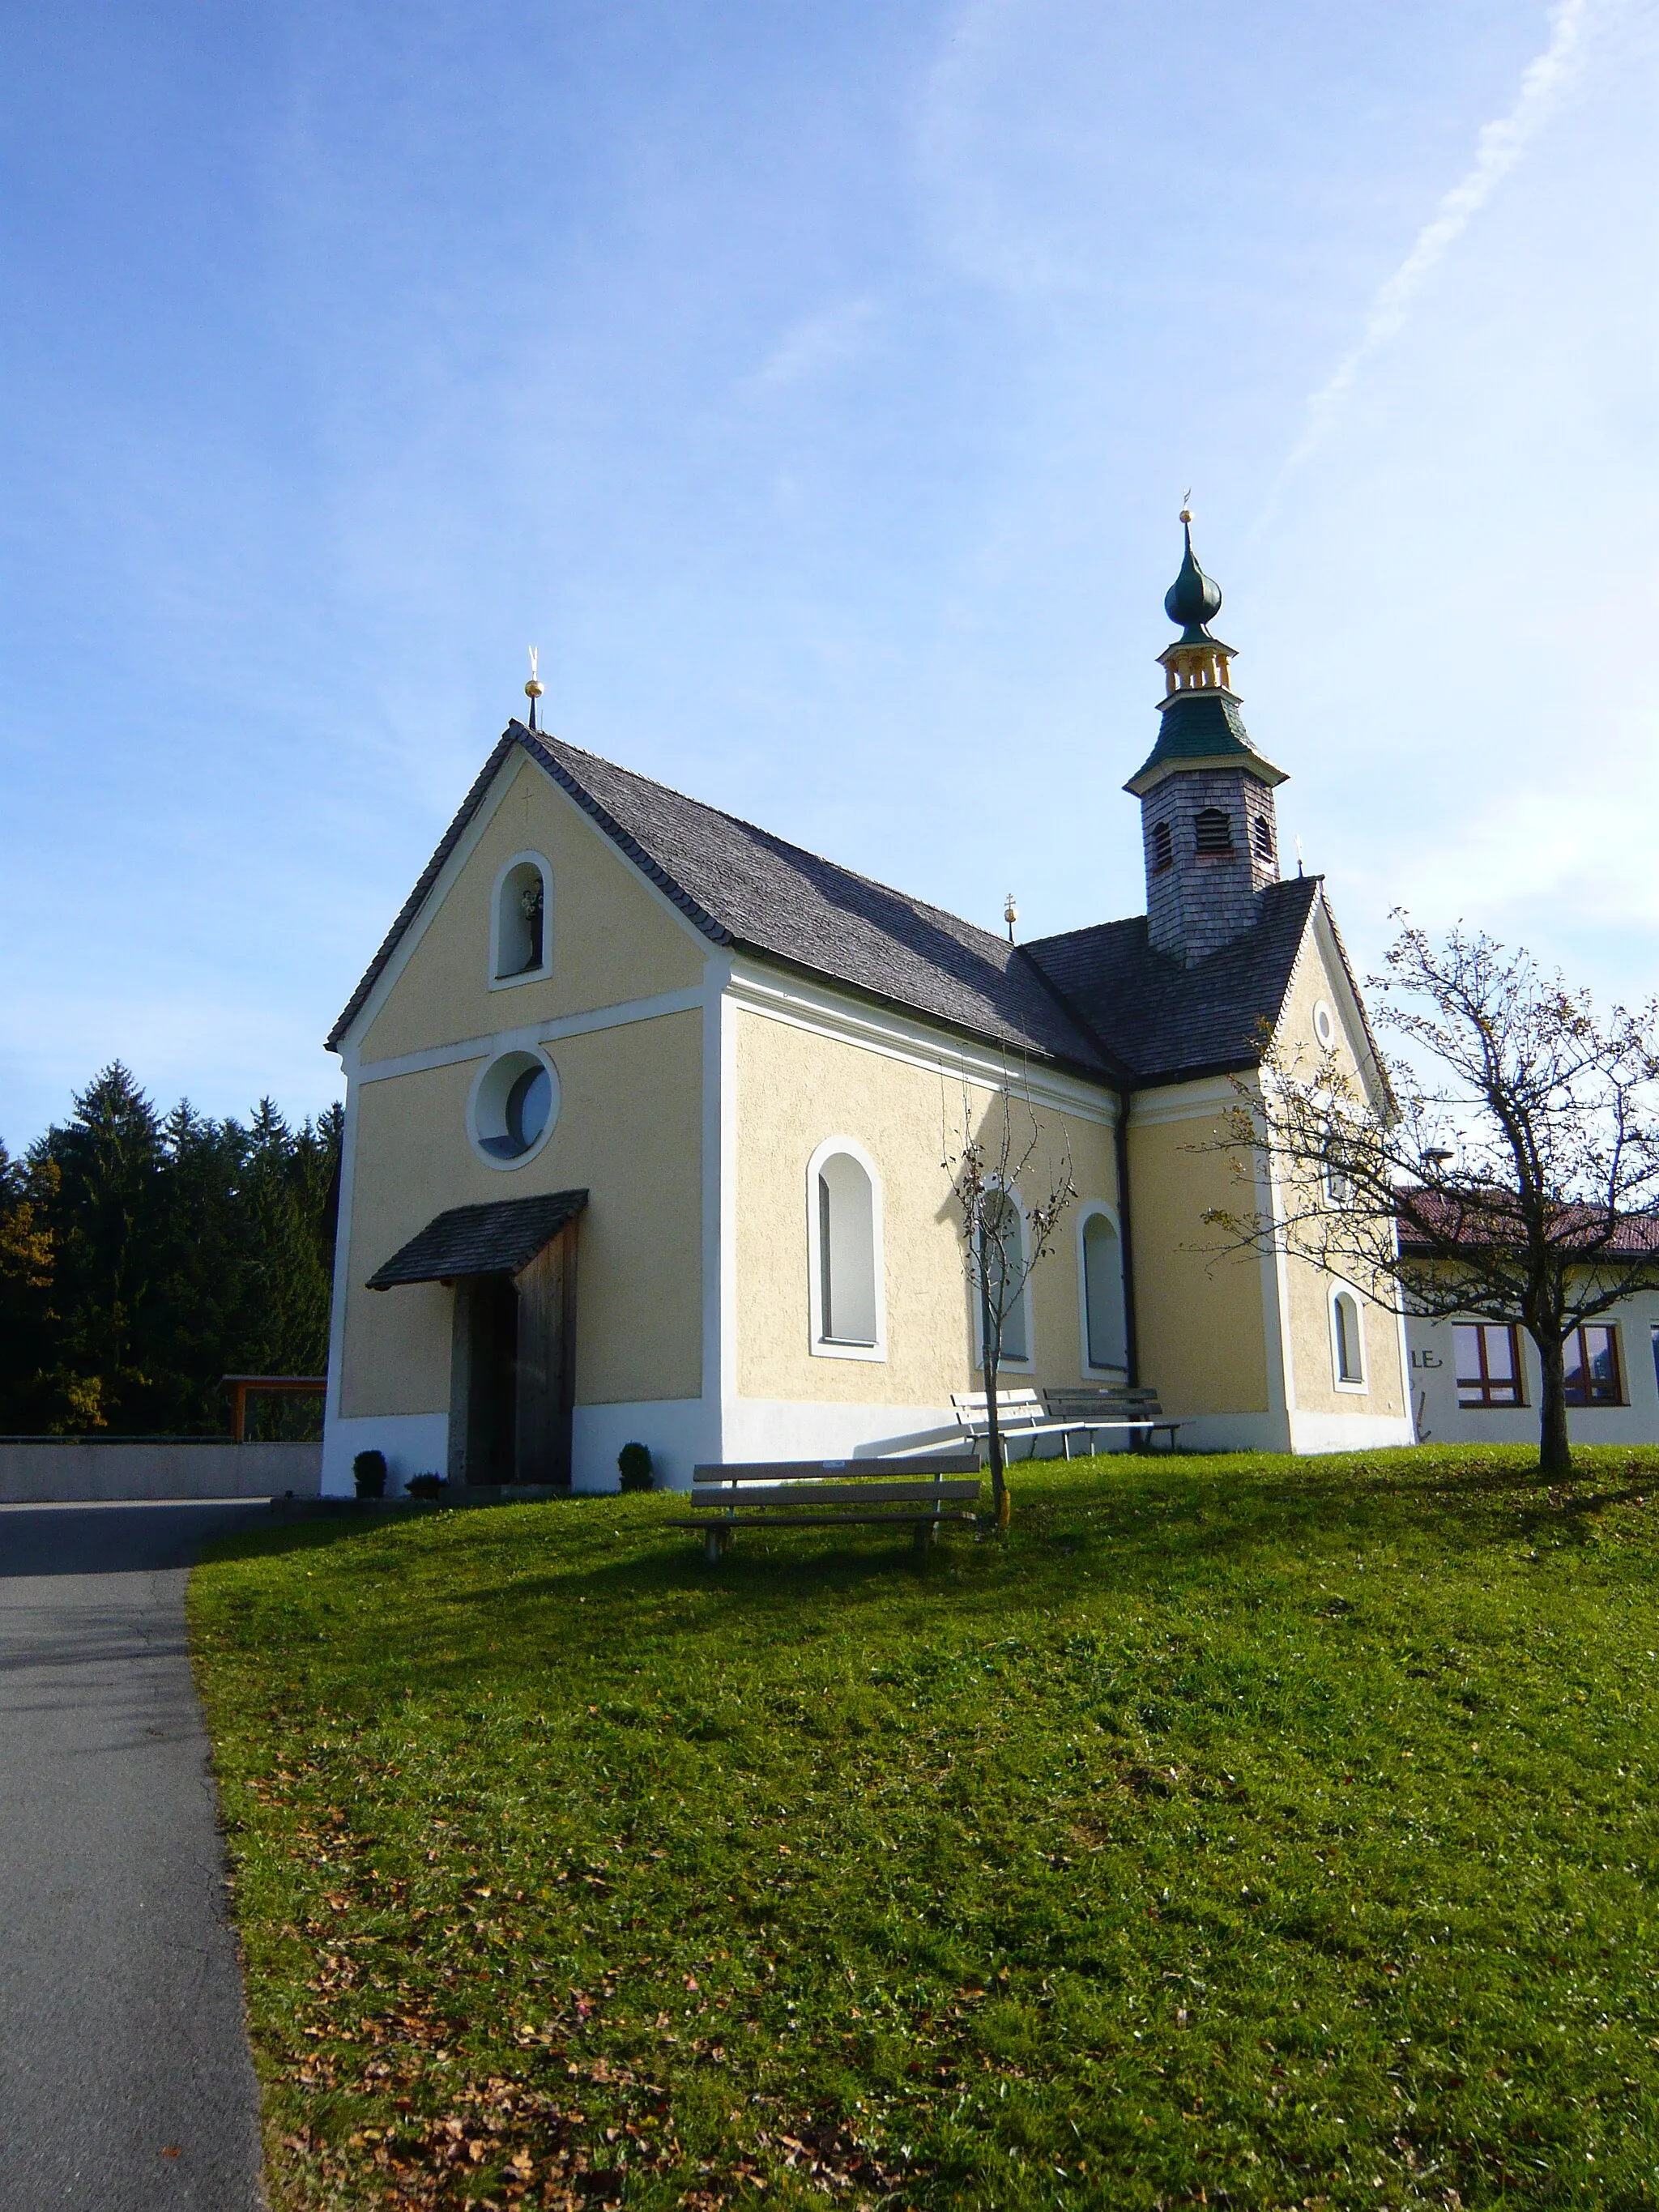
<box><xmin>979</xmin><ymin>1273</ymin><xmax>1009</xmax><ymax>1532</ymax></box>
<box><xmin>1534</xmin><ymin>1331</ymin><xmax>1572</xmax><ymax>1481</ymax></box>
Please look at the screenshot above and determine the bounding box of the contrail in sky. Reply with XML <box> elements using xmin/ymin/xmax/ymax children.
<box><xmin>1270</xmin><ymin>0</ymin><xmax>1598</xmax><ymax>494</ymax></box>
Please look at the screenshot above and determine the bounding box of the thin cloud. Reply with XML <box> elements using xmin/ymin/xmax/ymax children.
<box><xmin>1274</xmin><ymin>0</ymin><xmax>1599</xmax><ymax>488</ymax></box>
<box><xmin>742</xmin><ymin>299</ymin><xmax>879</xmax><ymax>395</ymax></box>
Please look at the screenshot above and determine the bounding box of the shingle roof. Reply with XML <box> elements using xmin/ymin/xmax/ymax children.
<box><xmin>367</xmin><ymin>1191</ymin><xmax>589</xmax><ymax>1288</ymax></box>
<box><xmin>1022</xmin><ymin>876</ymin><xmax>1323</xmax><ymax>1086</ymax></box>
<box><xmin>331</xmin><ymin>724</ymin><xmax>1111</xmax><ymax>1075</ymax></box>
<box><xmin>1124</xmin><ymin>692</ymin><xmax>1287</xmax><ymax>795</ymax></box>
<box><xmin>330</xmin><ymin>724</ymin><xmax>1333</xmax><ymax>1092</ymax></box>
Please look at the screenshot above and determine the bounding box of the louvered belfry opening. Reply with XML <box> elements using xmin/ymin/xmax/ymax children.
<box><xmin>1193</xmin><ymin>807</ymin><xmax>1233</xmax><ymax>855</ymax></box>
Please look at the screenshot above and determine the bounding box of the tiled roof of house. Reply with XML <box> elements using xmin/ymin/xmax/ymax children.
<box><xmin>1396</xmin><ymin>1187</ymin><xmax>1659</xmax><ymax>1259</ymax></box>
<box><xmin>367</xmin><ymin>1190</ymin><xmax>589</xmax><ymax>1286</ymax></box>
<box><xmin>330</xmin><ymin>724</ymin><xmax>1327</xmax><ymax>1090</ymax></box>
<box><xmin>1021</xmin><ymin>876</ymin><xmax>1324</xmax><ymax>1085</ymax></box>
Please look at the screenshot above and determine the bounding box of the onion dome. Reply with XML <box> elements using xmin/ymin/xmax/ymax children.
<box><xmin>1163</xmin><ymin>509</ymin><xmax>1223</xmax><ymax>640</ymax></box>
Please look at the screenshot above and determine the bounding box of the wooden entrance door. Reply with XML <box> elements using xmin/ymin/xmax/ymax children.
<box><xmin>513</xmin><ymin>1220</ymin><xmax>578</xmax><ymax>1488</ymax></box>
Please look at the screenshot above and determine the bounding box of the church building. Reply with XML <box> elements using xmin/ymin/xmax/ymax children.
<box><xmin>319</xmin><ymin>523</ymin><xmax>1413</xmax><ymax>1494</ymax></box>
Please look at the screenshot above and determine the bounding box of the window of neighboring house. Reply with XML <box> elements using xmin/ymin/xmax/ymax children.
<box><xmin>1331</xmin><ymin>1288</ymin><xmax>1365</xmax><ymax>1387</ymax></box>
<box><xmin>1454</xmin><ymin>1322</ymin><xmax>1525</xmax><ymax>1408</ymax></box>
<box><xmin>978</xmin><ymin>1191</ymin><xmax>1030</xmax><ymax>1364</ymax></box>
<box><xmin>815</xmin><ymin>1149</ymin><xmax>879</xmax><ymax>1349</ymax></box>
<box><xmin>1150</xmin><ymin>820</ymin><xmax>1174</xmax><ymax>873</ymax></box>
<box><xmin>1564</xmin><ymin>1324</ymin><xmax>1623</xmax><ymax>1406</ymax></box>
<box><xmin>493</xmin><ymin>856</ymin><xmax>551</xmax><ymax>982</ymax></box>
<box><xmin>1252</xmin><ymin>814</ymin><xmax>1275</xmax><ymax>865</ymax></box>
<box><xmin>1653</xmin><ymin>1322</ymin><xmax>1659</xmax><ymax>1400</ymax></box>
<box><xmin>1081</xmin><ymin>1210</ymin><xmax>1127</xmax><ymax>1372</ymax></box>
<box><xmin>1194</xmin><ymin>807</ymin><xmax>1233</xmax><ymax>855</ymax></box>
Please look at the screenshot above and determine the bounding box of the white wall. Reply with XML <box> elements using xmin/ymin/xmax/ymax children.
<box><xmin>1407</xmin><ymin>1302</ymin><xmax>1659</xmax><ymax>1447</ymax></box>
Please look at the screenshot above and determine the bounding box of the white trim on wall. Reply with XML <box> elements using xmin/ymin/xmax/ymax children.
<box><xmin>805</xmin><ymin>1135</ymin><xmax>888</xmax><ymax>1362</ymax></box>
<box><xmin>322</xmin><ymin>1072</ymin><xmax>361</xmax><ymax>1451</ymax></box>
<box><xmin>351</xmin><ymin>985</ymin><xmax>706</xmax><ymax>1086</ymax></box>
<box><xmin>487</xmin><ymin>849</ymin><xmax>553</xmax><ymax>991</ymax></box>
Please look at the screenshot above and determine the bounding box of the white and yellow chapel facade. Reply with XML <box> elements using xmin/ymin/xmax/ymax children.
<box><xmin>320</xmin><ymin>526</ymin><xmax>1413</xmax><ymax>1494</ymax></box>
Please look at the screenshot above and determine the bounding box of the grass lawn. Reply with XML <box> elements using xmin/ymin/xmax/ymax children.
<box><xmin>190</xmin><ymin>1447</ymin><xmax>1659</xmax><ymax>2212</ymax></box>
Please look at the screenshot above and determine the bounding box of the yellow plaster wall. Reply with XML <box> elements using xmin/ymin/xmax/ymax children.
<box><xmin>1127</xmin><ymin>1100</ymin><xmax>1270</xmax><ymax>1416</ymax></box>
<box><xmin>735</xmin><ymin>1010</ymin><xmax>1118</xmax><ymax>1404</ymax></box>
<box><xmin>1273</xmin><ymin>922</ymin><xmax>1408</xmax><ymax>1421</ymax></box>
<box><xmin>339</xmin><ymin>1008</ymin><xmax>703</xmax><ymax>1416</ymax></box>
<box><xmin>360</xmin><ymin>751</ymin><xmax>706</xmax><ymax>1062</ymax></box>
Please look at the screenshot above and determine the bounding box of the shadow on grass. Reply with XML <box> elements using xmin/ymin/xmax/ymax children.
<box><xmin>194</xmin><ymin>1451</ymin><xmax>1659</xmax><ymax>1694</ymax></box>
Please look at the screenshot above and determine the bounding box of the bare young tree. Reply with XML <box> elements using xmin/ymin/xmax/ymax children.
<box><xmin>942</xmin><ymin>1063</ymin><xmax>1076</xmax><ymax>1528</ymax></box>
<box><xmin>1201</xmin><ymin>919</ymin><xmax>1659</xmax><ymax>1479</ymax></box>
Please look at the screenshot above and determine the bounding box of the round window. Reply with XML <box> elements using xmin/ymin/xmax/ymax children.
<box><xmin>1312</xmin><ymin>999</ymin><xmax>1337</xmax><ymax>1051</ymax></box>
<box><xmin>471</xmin><ymin>1049</ymin><xmax>558</xmax><ymax>1165</ymax></box>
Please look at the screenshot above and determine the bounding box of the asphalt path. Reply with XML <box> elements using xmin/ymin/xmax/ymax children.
<box><xmin>0</xmin><ymin>1501</ymin><xmax>271</xmax><ymax>2211</ymax></box>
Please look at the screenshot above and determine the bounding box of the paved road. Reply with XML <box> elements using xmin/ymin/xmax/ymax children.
<box><xmin>0</xmin><ymin>1502</ymin><xmax>271</xmax><ymax>2211</ymax></box>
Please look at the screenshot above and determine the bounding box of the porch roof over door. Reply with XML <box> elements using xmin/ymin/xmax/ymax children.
<box><xmin>367</xmin><ymin>1190</ymin><xmax>589</xmax><ymax>1289</ymax></box>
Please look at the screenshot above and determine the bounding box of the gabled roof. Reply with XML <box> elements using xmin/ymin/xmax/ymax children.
<box><xmin>331</xmin><ymin>724</ymin><xmax>1112</xmax><ymax>1076</ymax></box>
<box><xmin>330</xmin><ymin>723</ymin><xmax>1348</xmax><ymax>1093</ymax></box>
<box><xmin>1022</xmin><ymin>876</ymin><xmax>1323</xmax><ymax>1086</ymax></box>
<box><xmin>367</xmin><ymin>1191</ymin><xmax>589</xmax><ymax>1287</ymax></box>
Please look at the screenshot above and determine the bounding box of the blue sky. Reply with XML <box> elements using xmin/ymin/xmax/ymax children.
<box><xmin>1</xmin><ymin>0</ymin><xmax>1653</xmax><ymax>1145</ymax></box>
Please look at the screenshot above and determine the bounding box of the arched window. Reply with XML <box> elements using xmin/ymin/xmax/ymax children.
<box><xmin>1194</xmin><ymin>807</ymin><xmax>1233</xmax><ymax>855</ymax></box>
<box><xmin>1252</xmin><ymin>813</ymin><xmax>1275</xmax><ymax>865</ymax></box>
<box><xmin>807</xmin><ymin>1140</ymin><xmax>884</xmax><ymax>1357</ymax></box>
<box><xmin>1080</xmin><ymin>1208</ymin><xmax>1128</xmax><ymax>1373</ymax></box>
<box><xmin>978</xmin><ymin>1189</ymin><xmax>1030</xmax><ymax>1365</ymax></box>
<box><xmin>1150</xmin><ymin>820</ymin><xmax>1174</xmax><ymax>873</ymax></box>
<box><xmin>1331</xmin><ymin>1287</ymin><xmax>1366</xmax><ymax>1388</ymax></box>
<box><xmin>492</xmin><ymin>855</ymin><xmax>551</xmax><ymax>983</ymax></box>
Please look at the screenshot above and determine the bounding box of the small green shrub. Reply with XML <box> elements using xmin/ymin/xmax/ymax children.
<box><xmin>616</xmin><ymin>1441</ymin><xmax>654</xmax><ymax>1492</ymax></box>
<box><xmin>352</xmin><ymin>1449</ymin><xmax>387</xmax><ymax>1500</ymax></box>
<box><xmin>405</xmin><ymin>1473</ymin><xmax>445</xmax><ymax>1501</ymax></box>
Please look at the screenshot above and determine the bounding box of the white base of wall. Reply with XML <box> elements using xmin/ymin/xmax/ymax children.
<box><xmin>322</xmin><ymin>1413</ymin><xmax>450</xmax><ymax>1497</ymax></box>
<box><xmin>720</xmin><ymin>1397</ymin><xmax>962</xmax><ymax>1469</ymax></box>
<box><xmin>1160</xmin><ymin>1410</ymin><xmax>1290</xmax><ymax>1454</ymax></box>
<box><xmin>1286</xmin><ymin>1409</ymin><xmax>1417</xmax><ymax>1454</ymax></box>
<box><xmin>322</xmin><ymin>1395</ymin><xmax>1422</xmax><ymax>1498</ymax></box>
<box><xmin>572</xmin><ymin>1400</ymin><xmax>716</xmax><ymax>1493</ymax></box>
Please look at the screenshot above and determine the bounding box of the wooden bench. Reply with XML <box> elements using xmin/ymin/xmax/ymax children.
<box><xmin>1042</xmin><ymin>1387</ymin><xmax>1183</xmax><ymax>1455</ymax></box>
<box><xmin>951</xmin><ymin>1387</ymin><xmax>1090</xmax><ymax>1461</ymax></box>
<box><xmin>675</xmin><ymin>1450</ymin><xmax>982</xmax><ymax>1563</ymax></box>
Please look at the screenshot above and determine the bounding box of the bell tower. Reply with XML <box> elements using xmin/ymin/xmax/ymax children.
<box><xmin>1124</xmin><ymin>512</ymin><xmax>1287</xmax><ymax>967</ymax></box>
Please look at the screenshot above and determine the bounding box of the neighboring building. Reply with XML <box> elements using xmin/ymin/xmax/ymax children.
<box><xmin>320</xmin><ymin>522</ymin><xmax>1414</xmax><ymax>1494</ymax></box>
<box><xmin>1401</xmin><ymin>1204</ymin><xmax>1659</xmax><ymax>1446</ymax></box>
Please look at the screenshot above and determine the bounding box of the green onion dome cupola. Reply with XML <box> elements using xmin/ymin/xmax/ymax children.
<box><xmin>1128</xmin><ymin>512</ymin><xmax>1290</xmax><ymax>966</ymax></box>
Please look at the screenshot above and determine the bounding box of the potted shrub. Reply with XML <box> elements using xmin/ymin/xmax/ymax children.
<box><xmin>406</xmin><ymin>1473</ymin><xmax>446</xmax><ymax>1502</ymax></box>
<box><xmin>617</xmin><ymin>1442</ymin><xmax>654</xmax><ymax>1493</ymax></box>
<box><xmin>353</xmin><ymin>1449</ymin><xmax>387</xmax><ymax>1500</ymax></box>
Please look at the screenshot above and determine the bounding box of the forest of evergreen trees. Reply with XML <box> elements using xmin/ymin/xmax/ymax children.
<box><xmin>0</xmin><ymin>1064</ymin><xmax>341</xmax><ymax>1438</ymax></box>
